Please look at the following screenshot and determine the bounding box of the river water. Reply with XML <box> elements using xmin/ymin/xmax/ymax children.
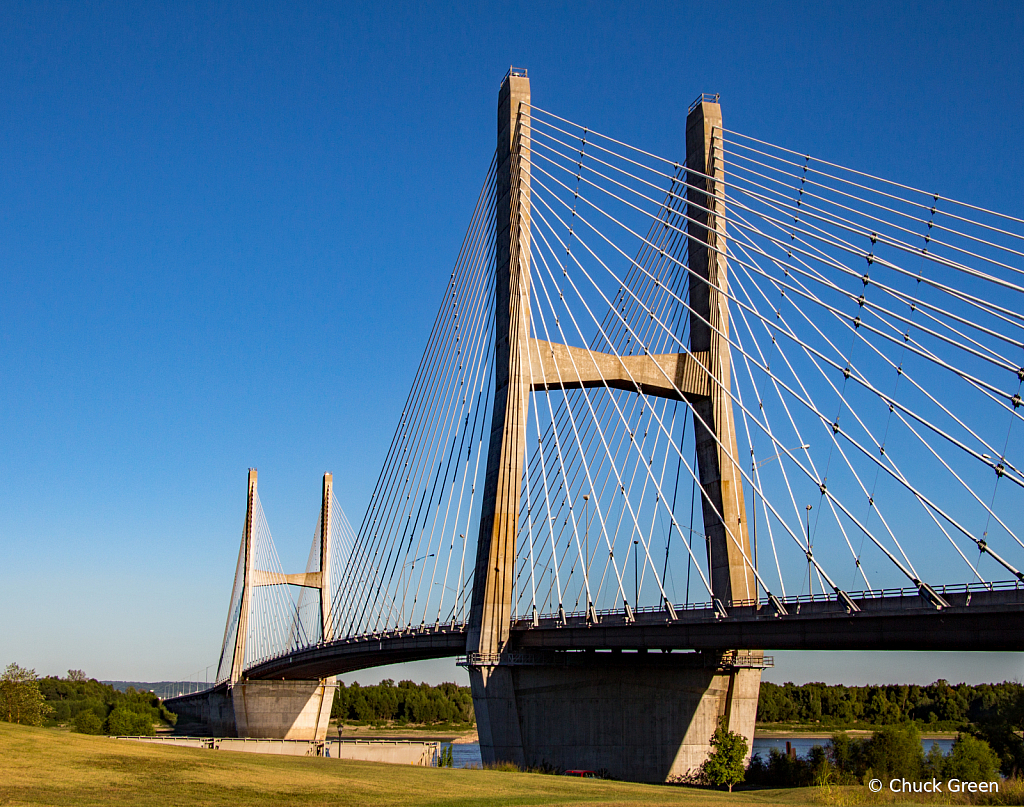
<box><xmin>450</xmin><ymin>736</ymin><xmax>956</xmax><ymax>769</ymax></box>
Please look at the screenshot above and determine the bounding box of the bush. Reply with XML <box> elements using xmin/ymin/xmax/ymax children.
<box><xmin>105</xmin><ymin>707</ymin><xmax>154</xmax><ymax>736</ymax></box>
<box><xmin>73</xmin><ymin>710</ymin><xmax>103</xmax><ymax>735</ymax></box>
<box><xmin>864</xmin><ymin>724</ymin><xmax>923</xmax><ymax>780</ymax></box>
<box><xmin>37</xmin><ymin>674</ymin><xmax>174</xmax><ymax>730</ymax></box>
<box><xmin>943</xmin><ymin>733</ymin><xmax>1001</xmax><ymax>782</ymax></box>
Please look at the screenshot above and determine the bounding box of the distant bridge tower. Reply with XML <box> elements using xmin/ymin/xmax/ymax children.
<box><xmin>466</xmin><ymin>71</ymin><xmax>762</xmax><ymax>780</ymax></box>
<box><xmin>229</xmin><ymin>470</ymin><xmax>335</xmax><ymax>683</ymax></box>
<box><xmin>223</xmin><ymin>468</ymin><xmax>336</xmax><ymax>739</ymax></box>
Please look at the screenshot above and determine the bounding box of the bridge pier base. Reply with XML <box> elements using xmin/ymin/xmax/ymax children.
<box><xmin>165</xmin><ymin>678</ymin><xmax>337</xmax><ymax>740</ymax></box>
<box><xmin>232</xmin><ymin>679</ymin><xmax>337</xmax><ymax>741</ymax></box>
<box><xmin>471</xmin><ymin>655</ymin><xmax>760</xmax><ymax>783</ymax></box>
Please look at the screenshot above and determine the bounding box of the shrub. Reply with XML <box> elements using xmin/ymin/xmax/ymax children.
<box><xmin>944</xmin><ymin>733</ymin><xmax>1001</xmax><ymax>782</ymax></box>
<box><xmin>864</xmin><ymin>724</ymin><xmax>923</xmax><ymax>781</ymax></box>
<box><xmin>105</xmin><ymin>707</ymin><xmax>153</xmax><ymax>736</ymax></box>
<box><xmin>73</xmin><ymin>710</ymin><xmax>103</xmax><ymax>735</ymax></box>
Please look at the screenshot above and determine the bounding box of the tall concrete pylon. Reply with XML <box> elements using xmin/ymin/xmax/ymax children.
<box><xmin>685</xmin><ymin>98</ymin><xmax>757</xmax><ymax>606</ymax></box>
<box><xmin>684</xmin><ymin>96</ymin><xmax>763</xmax><ymax>740</ymax></box>
<box><xmin>320</xmin><ymin>472</ymin><xmax>333</xmax><ymax>642</ymax></box>
<box><xmin>230</xmin><ymin>469</ymin><xmax>335</xmax><ymax>684</ymax></box>
<box><xmin>465</xmin><ymin>68</ymin><xmax>532</xmax><ymax>765</ymax></box>
<box><xmin>467</xmin><ymin>68</ymin><xmax>532</xmax><ymax>659</ymax></box>
<box><xmin>466</xmin><ymin>74</ymin><xmax>762</xmax><ymax>781</ymax></box>
<box><xmin>223</xmin><ymin>468</ymin><xmax>337</xmax><ymax>741</ymax></box>
<box><xmin>230</xmin><ymin>468</ymin><xmax>258</xmax><ymax>684</ymax></box>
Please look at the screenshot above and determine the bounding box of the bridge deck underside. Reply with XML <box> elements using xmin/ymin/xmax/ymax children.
<box><xmin>240</xmin><ymin>588</ymin><xmax>1024</xmax><ymax>680</ymax></box>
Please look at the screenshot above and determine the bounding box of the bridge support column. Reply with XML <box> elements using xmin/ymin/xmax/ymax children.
<box><xmin>469</xmin><ymin>655</ymin><xmax>759</xmax><ymax>782</ymax></box>
<box><xmin>468</xmin><ymin>76</ymin><xmax>761</xmax><ymax>782</ymax></box>
<box><xmin>231</xmin><ymin>679</ymin><xmax>337</xmax><ymax>741</ymax></box>
<box><xmin>467</xmin><ymin>68</ymin><xmax>532</xmax><ymax>766</ymax></box>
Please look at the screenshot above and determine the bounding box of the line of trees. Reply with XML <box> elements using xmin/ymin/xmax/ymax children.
<box><xmin>757</xmin><ymin>680</ymin><xmax>1024</xmax><ymax>729</ymax></box>
<box><xmin>0</xmin><ymin>665</ymin><xmax>179</xmax><ymax>735</ymax></box>
<box><xmin>746</xmin><ymin>725</ymin><xmax>1003</xmax><ymax>788</ymax></box>
<box><xmin>331</xmin><ymin>680</ymin><xmax>473</xmax><ymax>726</ymax></box>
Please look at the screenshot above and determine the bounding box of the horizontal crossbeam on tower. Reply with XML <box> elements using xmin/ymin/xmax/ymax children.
<box><xmin>528</xmin><ymin>339</ymin><xmax>711</xmax><ymax>399</ymax></box>
<box><xmin>251</xmin><ymin>570</ymin><xmax>323</xmax><ymax>589</ymax></box>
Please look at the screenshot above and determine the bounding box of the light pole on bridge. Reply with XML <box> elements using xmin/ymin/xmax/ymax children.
<box><xmin>751</xmin><ymin>443</ymin><xmax>809</xmax><ymax>576</ymax></box>
<box><xmin>633</xmin><ymin>540</ymin><xmax>639</xmax><ymax>607</ymax></box>
<box><xmin>805</xmin><ymin>504</ymin><xmax>814</xmax><ymax>597</ymax></box>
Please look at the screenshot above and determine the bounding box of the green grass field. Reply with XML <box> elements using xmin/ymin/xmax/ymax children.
<box><xmin>0</xmin><ymin>722</ymin><xmax>821</xmax><ymax>807</ymax></box>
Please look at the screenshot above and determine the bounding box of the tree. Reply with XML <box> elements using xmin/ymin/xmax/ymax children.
<box><xmin>66</xmin><ymin>670</ymin><xmax>88</xmax><ymax>683</ymax></box>
<box><xmin>864</xmin><ymin>724</ymin><xmax>923</xmax><ymax>780</ymax></box>
<box><xmin>701</xmin><ymin>717</ymin><xmax>748</xmax><ymax>792</ymax></box>
<box><xmin>0</xmin><ymin>663</ymin><xmax>53</xmax><ymax>726</ymax></box>
<box><xmin>943</xmin><ymin>734</ymin><xmax>1001</xmax><ymax>782</ymax></box>
<box><xmin>106</xmin><ymin>707</ymin><xmax>154</xmax><ymax>736</ymax></box>
<box><xmin>73</xmin><ymin>710</ymin><xmax>103</xmax><ymax>734</ymax></box>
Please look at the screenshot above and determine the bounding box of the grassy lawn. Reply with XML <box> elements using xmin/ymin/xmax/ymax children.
<box><xmin>0</xmin><ymin>722</ymin><xmax>820</xmax><ymax>807</ymax></box>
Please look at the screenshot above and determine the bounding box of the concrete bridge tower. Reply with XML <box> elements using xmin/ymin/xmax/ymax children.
<box><xmin>466</xmin><ymin>71</ymin><xmax>762</xmax><ymax>782</ymax></box>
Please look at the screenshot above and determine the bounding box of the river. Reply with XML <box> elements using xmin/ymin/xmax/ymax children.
<box><xmin>449</xmin><ymin>736</ymin><xmax>957</xmax><ymax>769</ymax></box>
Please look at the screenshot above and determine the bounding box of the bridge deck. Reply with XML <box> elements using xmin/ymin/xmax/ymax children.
<box><xmin>238</xmin><ymin>583</ymin><xmax>1024</xmax><ymax>681</ymax></box>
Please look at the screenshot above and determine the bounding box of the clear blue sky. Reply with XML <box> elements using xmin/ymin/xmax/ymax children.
<box><xmin>2</xmin><ymin>1</ymin><xmax>1022</xmax><ymax>686</ymax></box>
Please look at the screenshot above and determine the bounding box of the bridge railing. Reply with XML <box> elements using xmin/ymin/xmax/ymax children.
<box><xmin>242</xmin><ymin>620</ymin><xmax>470</xmax><ymax>673</ymax></box>
<box><xmin>240</xmin><ymin>579</ymin><xmax>1024</xmax><ymax>675</ymax></box>
<box><xmin>528</xmin><ymin>579</ymin><xmax>1024</xmax><ymax>625</ymax></box>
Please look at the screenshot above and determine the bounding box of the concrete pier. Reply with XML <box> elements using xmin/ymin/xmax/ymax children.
<box><xmin>164</xmin><ymin>678</ymin><xmax>336</xmax><ymax>742</ymax></box>
<box><xmin>473</xmin><ymin>654</ymin><xmax>759</xmax><ymax>782</ymax></box>
<box><xmin>232</xmin><ymin>679</ymin><xmax>336</xmax><ymax>741</ymax></box>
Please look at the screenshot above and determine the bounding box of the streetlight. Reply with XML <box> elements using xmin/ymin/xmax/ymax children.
<box><xmin>805</xmin><ymin>504</ymin><xmax>814</xmax><ymax>597</ymax></box>
<box><xmin>751</xmin><ymin>444</ymin><xmax>810</xmax><ymax>575</ymax></box>
<box><xmin>582</xmin><ymin>494</ymin><xmax>590</xmax><ymax>587</ymax></box>
<box><xmin>633</xmin><ymin>540</ymin><xmax>639</xmax><ymax>606</ymax></box>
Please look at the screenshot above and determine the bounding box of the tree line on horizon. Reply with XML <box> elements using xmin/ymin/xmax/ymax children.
<box><xmin>758</xmin><ymin>680</ymin><xmax>1024</xmax><ymax>730</ymax></box>
<box><xmin>0</xmin><ymin>664</ymin><xmax>177</xmax><ymax>735</ymax></box>
<box><xmin>331</xmin><ymin>679</ymin><xmax>473</xmax><ymax>725</ymax></box>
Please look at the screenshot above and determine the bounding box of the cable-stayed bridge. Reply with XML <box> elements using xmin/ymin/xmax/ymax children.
<box><xmin>167</xmin><ymin>70</ymin><xmax>1024</xmax><ymax>781</ymax></box>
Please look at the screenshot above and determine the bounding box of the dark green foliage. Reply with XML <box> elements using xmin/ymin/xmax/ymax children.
<box><xmin>748</xmin><ymin>746</ymin><xmax>820</xmax><ymax>788</ymax></box>
<box><xmin>748</xmin><ymin>728</ymin><xmax>1001</xmax><ymax>790</ymax></box>
<box><xmin>331</xmin><ymin>679</ymin><xmax>473</xmax><ymax>725</ymax></box>
<box><xmin>700</xmin><ymin>717</ymin><xmax>748</xmax><ymax>792</ymax></box>
<box><xmin>439</xmin><ymin>744</ymin><xmax>454</xmax><ymax>767</ymax></box>
<box><xmin>106</xmin><ymin>706</ymin><xmax>155</xmax><ymax>736</ymax></box>
<box><xmin>864</xmin><ymin>724</ymin><xmax>923</xmax><ymax>780</ymax></box>
<box><xmin>0</xmin><ymin>664</ymin><xmax>53</xmax><ymax>726</ymax></box>
<box><xmin>36</xmin><ymin>671</ymin><xmax>176</xmax><ymax>731</ymax></box>
<box><xmin>72</xmin><ymin>710</ymin><xmax>103</xmax><ymax>735</ymax></box>
<box><xmin>975</xmin><ymin>722</ymin><xmax>1024</xmax><ymax>777</ymax></box>
<box><xmin>757</xmin><ymin>679</ymin><xmax>1024</xmax><ymax>730</ymax></box>
<box><xmin>942</xmin><ymin>733</ymin><xmax>1001</xmax><ymax>782</ymax></box>
<box><xmin>756</xmin><ymin>679</ymin><xmax>1024</xmax><ymax>780</ymax></box>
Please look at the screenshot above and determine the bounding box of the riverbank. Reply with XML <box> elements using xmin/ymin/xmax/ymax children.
<box><xmin>332</xmin><ymin>721</ymin><xmax>958</xmax><ymax>745</ymax></box>
<box><xmin>757</xmin><ymin>725</ymin><xmax>957</xmax><ymax>739</ymax></box>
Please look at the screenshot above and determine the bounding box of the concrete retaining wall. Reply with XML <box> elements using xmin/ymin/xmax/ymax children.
<box><xmin>115</xmin><ymin>736</ymin><xmax>440</xmax><ymax>766</ymax></box>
